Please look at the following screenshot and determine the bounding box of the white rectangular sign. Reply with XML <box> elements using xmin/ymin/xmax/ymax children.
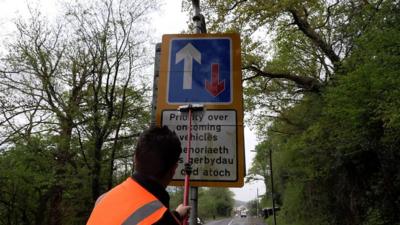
<box><xmin>161</xmin><ymin>110</ymin><xmax>237</xmax><ymax>182</ymax></box>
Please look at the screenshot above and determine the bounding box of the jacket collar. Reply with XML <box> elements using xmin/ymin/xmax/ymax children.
<box><xmin>131</xmin><ymin>172</ymin><xmax>170</xmax><ymax>208</ymax></box>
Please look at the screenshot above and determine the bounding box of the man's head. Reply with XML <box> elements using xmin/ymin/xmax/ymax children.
<box><xmin>134</xmin><ymin>126</ymin><xmax>182</xmax><ymax>185</ymax></box>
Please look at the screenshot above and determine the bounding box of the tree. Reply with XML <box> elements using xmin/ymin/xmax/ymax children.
<box><xmin>246</xmin><ymin>199</ymin><xmax>259</xmax><ymax>217</ymax></box>
<box><xmin>190</xmin><ymin>1</ymin><xmax>400</xmax><ymax>225</ymax></box>
<box><xmin>0</xmin><ymin>137</ymin><xmax>56</xmax><ymax>225</ymax></box>
<box><xmin>169</xmin><ymin>187</ymin><xmax>235</xmax><ymax>220</ymax></box>
<box><xmin>199</xmin><ymin>187</ymin><xmax>235</xmax><ymax>219</ymax></box>
<box><xmin>191</xmin><ymin>0</ymin><xmax>388</xmax><ymax>127</ymax></box>
<box><xmin>63</xmin><ymin>0</ymin><xmax>154</xmax><ymax>202</ymax></box>
<box><xmin>246</xmin><ymin>141</ymin><xmax>270</xmax><ymax>199</ymax></box>
<box><xmin>0</xmin><ymin>0</ymin><xmax>155</xmax><ymax>224</ymax></box>
<box><xmin>168</xmin><ymin>187</ymin><xmax>184</xmax><ymax>210</ymax></box>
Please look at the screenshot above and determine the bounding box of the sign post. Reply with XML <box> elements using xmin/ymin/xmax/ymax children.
<box><xmin>154</xmin><ymin>3</ymin><xmax>243</xmax><ymax>225</ymax></box>
<box><xmin>156</xmin><ymin>33</ymin><xmax>244</xmax><ymax>187</ymax></box>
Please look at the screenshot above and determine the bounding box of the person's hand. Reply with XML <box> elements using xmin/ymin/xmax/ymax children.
<box><xmin>175</xmin><ymin>204</ymin><xmax>191</xmax><ymax>219</ymax></box>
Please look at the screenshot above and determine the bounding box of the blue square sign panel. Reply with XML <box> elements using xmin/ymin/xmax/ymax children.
<box><xmin>167</xmin><ymin>38</ymin><xmax>232</xmax><ymax>104</ymax></box>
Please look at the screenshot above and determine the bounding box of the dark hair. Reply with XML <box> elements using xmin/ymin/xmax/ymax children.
<box><xmin>134</xmin><ymin>126</ymin><xmax>182</xmax><ymax>178</ymax></box>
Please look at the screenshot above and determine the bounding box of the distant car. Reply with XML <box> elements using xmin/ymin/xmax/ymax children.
<box><xmin>240</xmin><ymin>211</ymin><xmax>247</xmax><ymax>218</ymax></box>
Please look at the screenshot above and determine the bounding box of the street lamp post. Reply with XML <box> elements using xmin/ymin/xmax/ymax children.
<box><xmin>269</xmin><ymin>148</ymin><xmax>277</xmax><ymax>225</ymax></box>
<box><xmin>256</xmin><ymin>188</ymin><xmax>259</xmax><ymax>218</ymax></box>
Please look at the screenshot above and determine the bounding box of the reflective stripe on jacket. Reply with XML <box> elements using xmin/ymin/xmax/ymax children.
<box><xmin>87</xmin><ymin>177</ymin><xmax>168</xmax><ymax>225</ymax></box>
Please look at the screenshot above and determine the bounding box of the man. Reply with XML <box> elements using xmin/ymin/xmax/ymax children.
<box><xmin>87</xmin><ymin>126</ymin><xmax>190</xmax><ymax>225</ymax></box>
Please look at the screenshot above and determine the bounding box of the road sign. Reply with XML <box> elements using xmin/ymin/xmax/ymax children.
<box><xmin>162</xmin><ymin>110</ymin><xmax>237</xmax><ymax>181</ymax></box>
<box><xmin>167</xmin><ymin>38</ymin><xmax>232</xmax><ymax>104</ymax></box>
<box><xmin>156</xmin><ymin>33</ymin><xmax>244</xmax><ymax>187</ymax></box>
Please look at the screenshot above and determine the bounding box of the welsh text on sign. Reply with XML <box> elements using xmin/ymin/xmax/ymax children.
<box><xmin>162</xmin><ymin>110</ymin><xmax>238</xmax><ymax>182</ymax></box>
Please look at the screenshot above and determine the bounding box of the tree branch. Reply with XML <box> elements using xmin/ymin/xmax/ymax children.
<box><xmin>228</xmin><ymin>0</ymin><xmax>248</xmax><ymax>11</ymax></box>
<box><xmin>243</xmin><ymin>65</ymin><xmax>322</xmax><ymax>92</ymax></box>
<box><xmin>288</xmin><ymin>8</ymin><xmax>341</xmax><ymax>67</ymax></box>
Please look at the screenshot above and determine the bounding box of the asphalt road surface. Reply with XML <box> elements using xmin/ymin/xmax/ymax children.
<box><xmin>205</xmin><ymin>217</ymin><xmax>266</xmax><ymax>225</ymax></box>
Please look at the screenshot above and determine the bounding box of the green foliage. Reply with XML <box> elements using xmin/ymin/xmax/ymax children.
<box><xmin>0</xmin><ymin>135</ymin><xmax>98</xmax><ymax>225</ymax></box>
<box><xmin>169</xmin><ymin>187</ymin><xmax>235</xmax><ymax>220</ymax></box>
<box><xmin>246</xmin><ymin>199</ymin><xmax>260</xmax><ymax>217</ymax></box>
<box><xmin>168</xmin><ymin>187</ymin><xmax>184</xmax><ymax>210</ymax></box>
<box><xmin>198</xmin><ymin>188</ymin><xmax>234</xmax><ymax>219</ymax></box>
<box><xmin>0</xmin><ymin>0</ymin><xmax>154</xmax><ymax>224</ymax></box>
<box><xmin>203</xmin><ymin>188</ymin><xmax>236</xmax><ymax>219</ymax></box>
<box><xmin>0</xmin><ymin>138</ymin><xmax>55</xmax><ymax>225</ymax></box>
<box><xmin>262</xmin><ymin>3</ymin><xmax>399</xmax><ymax>225</ymax></box>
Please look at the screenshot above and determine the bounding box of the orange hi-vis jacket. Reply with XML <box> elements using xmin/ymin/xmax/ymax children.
<box><xmin>87</xmin><ymin>177</ymin><xmax>173</xmax><ymax>225</ymax></box>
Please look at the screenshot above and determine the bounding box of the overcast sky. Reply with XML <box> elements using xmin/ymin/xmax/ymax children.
<box><xmin>0</xmin><ymin>0</ymin><xmax>264</xmax><ymax>202</ymax></box>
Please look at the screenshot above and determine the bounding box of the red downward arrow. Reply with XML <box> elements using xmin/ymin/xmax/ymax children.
<box><xmin>205</xmin><ymin>63</ymin><xmax>225</xmax><ymax>96</ymax></box>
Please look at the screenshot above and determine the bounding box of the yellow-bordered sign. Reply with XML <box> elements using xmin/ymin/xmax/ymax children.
<box><xmin>156</xmin><ymin>33</ymin><xmax>244</xmax><ymax>187</ymax></box>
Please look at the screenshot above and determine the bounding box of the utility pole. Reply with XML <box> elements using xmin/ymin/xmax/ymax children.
<box><xmin>188</xmin><ymin>1</ymin><xmax>206</xmax><ymax>225</ymax></box>
<box><xmin>191</xmin><ymin>0</ymin><xmax>207</xmax><ymax>34</ymax></box>
<box><xmin>256</xmin><ymin>188</ymin><xmax>259</xmax><ymax>218</ymax></box>
<box><xmin>269</xmin><ymin>148</ymin><xmax>277</xmax><ymax>225</ymax></box>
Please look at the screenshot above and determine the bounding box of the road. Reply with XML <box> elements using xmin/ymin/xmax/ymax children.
<box><xmin>205</xmin><ymin>217</ymin><xmax>266</xmax><ymax>225</ymax></box>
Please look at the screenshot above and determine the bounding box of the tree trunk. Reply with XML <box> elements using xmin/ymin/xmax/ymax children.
<box><xmin>92</xmin><ymin>137</ymin><xmax>104</xmax><ymax>202</ymax></box>
<box><xmin>48</xmin><ymin>119</ymin><xmax>73</xmax><ymax>225</ymax></box>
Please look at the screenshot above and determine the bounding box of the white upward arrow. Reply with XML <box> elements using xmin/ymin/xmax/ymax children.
<box><xmin>175</xmin><ymin>43</ymin><xmax>201</xmax><ymax>89</ymax></box>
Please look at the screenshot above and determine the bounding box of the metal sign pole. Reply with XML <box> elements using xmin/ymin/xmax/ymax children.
<box><xmin>179</xmin><ymin>104</ymin><xmax>203</xmax><ymax>225</ymax></box>
<box><xmin>150</xmin><ymin>43</ymin><xmax>161</xmax><ymax>126</ymax></box>
<box><xmin>188</xmin><ymin>1</ymin><xmax>206</xmax><ymax>225</ymax></box>
<box><xmin>270</xmin><ymin>148</ymin><xmax>277</xmax><ymax>225</ymax></box>
<box><xmin>183</xmin><ymin>107</ymin><xmax>193</xmax><ymax>225</ymax></box>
